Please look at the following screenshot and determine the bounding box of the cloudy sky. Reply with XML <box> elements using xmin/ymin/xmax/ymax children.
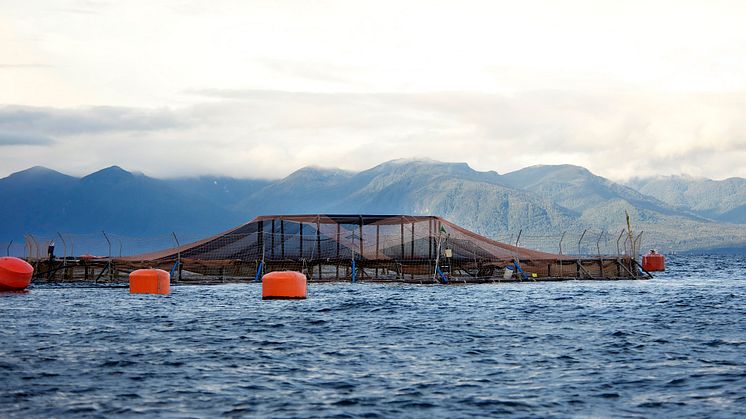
<box><xmin>1</xmin><ymin>0</ymin><xmax>745</xmax><ymax>180</ymax></box>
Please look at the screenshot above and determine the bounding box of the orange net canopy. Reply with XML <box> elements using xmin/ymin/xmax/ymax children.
<box><xmin>122</xmin><ymin>214</ymin><xmax>569</xmax><ymax>263</ymax></box>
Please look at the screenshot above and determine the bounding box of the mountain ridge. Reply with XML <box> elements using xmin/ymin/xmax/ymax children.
<box><xmin>626</xmin><ymin>175</ymin><xmax>746</xmax><ymax>224</ymax></box>
<box><xmin>2</xmin><ymin>161</ymin><xmax>746</xmax><ymax>253</ymax></box>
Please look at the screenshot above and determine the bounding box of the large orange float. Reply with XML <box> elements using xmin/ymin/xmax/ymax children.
<box><xmin>129</xmin><ymin>269</ymin><xmax>170</xmax><ymax>295</ymax></box>
<box><xmin>642</xmin><ymin>250</ymin><xmax>665</xmax><ymax>272</ymax></box>
<box><xmin>262</xmin><ymin>271</ymin><xmax>307</xmax><ymax>300</ymax></box>
<box><xmin>0</xmin><ymin>257</ymin><xmax>34</xmax><ymax>291</ymax></box>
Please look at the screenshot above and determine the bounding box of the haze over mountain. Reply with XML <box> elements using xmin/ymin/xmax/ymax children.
<box><xmin>0</xmin><ymin>166</ymin><xmax>260</xmax><ymax>244</ymax></box>
<box><xmin>627</xmin><ymin>176</ymin><xmax>746</xmax><ymax>225</ymax></box>
<box><xmin>2</xmin><ymin>159</ymin><xmax>745</xmax><ymax>255</ymax></box>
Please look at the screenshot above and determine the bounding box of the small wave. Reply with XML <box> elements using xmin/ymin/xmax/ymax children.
<box><xmin>2</xmin><ymin>257</ymin><xmax>745</xmax><ymax>418</ymax></box>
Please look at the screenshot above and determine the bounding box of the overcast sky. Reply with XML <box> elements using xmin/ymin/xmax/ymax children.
<box><xmin>1</xmin><ymin>0</ymin><xmax>745</xmax><ymax>180</ymax></box>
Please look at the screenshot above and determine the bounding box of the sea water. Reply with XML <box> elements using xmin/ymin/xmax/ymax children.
<box><xmin>1</xmin><ymin>254</ymin><xmax>745</xmax><ymax>417</ymax></box>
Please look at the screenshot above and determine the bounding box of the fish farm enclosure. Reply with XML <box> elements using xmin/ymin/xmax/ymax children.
<box><xmin>23</xmin><ymin>215</ymin><xmax>648</xmax><ymax>284</ymax></box>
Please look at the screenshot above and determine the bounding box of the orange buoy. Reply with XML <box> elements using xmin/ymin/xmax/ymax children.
<box><xmin>262</xmin><ymin>271</ymin><xmax>307</xmax><ymax>300</ymax></box>
<box><xmin>129</xmin><ymin>269</ymin><xmax>170</xmax><ymax>295</ymax></box>
<box><xmin>642</xmin><ymin>250</ymin><xmax>665</xmax><ymax>272</ymax></box>
<box><xmin>0</xmin><ymin>257</ymin><xmax>34</xmax><ymax>291</ymax></box>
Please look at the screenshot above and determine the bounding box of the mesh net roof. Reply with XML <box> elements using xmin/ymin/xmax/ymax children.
<box><xmin>124</xmin><ymin>214</ymin><xmax>569</xmax><ymax>263</ymax></box>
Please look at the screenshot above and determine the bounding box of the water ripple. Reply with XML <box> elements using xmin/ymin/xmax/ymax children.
<box><xmin>1</xmin><ymin>254</ymin><xmax>745</xmax><ymax>417</ymax></box>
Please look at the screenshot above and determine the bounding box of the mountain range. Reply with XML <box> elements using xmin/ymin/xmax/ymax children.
<box><xmin>626</xmin><ymin>176</ymin><xmax>746</xmax><ymax>224</ymax></box>
<box><xmin>2</xmin><ymin>159</ymin><xmax>746</xmax><ymax>255</ymax></box>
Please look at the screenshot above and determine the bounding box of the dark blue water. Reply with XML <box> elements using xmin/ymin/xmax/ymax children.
<box><xmin>2</xmin><ymin>255</ymin><xmax>746</xmax><ymax>417</ymax></box>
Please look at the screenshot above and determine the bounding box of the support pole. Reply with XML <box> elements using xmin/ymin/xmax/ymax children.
<box><xmin>410</xmin><ymin>222</ymin><xmax>415</xmax><ymax>259</ymax></box>
<box><xmin>634</xmin><ymin>231</ymin><xmax>644</xmax><ymax>261</ymax></box>
<box><xmin>410</xmin><ymin>221</ymin><xmax>415</xmax><ymax>280</ymax></box>
<box><xmin>58</xmin><ymin>234</ymin><xmax>68</xmax><ymax>280</ymax></box>
<box><xmin>336</xmin><ymin>223</ymin><xmax>340</xmax><ymax>279</ymax></box>
<box><xmin>632</xmin><ymin>258</ymin><xmax>654</xmax><ymax>279</ymax></box>
<box><xmin>351</xmin><ymin>223</ymin><xmax>356</xmax><ymax>283</ymax></box>
<box><xmin>596</xmin><ymin>230</ymin><xmax>606</xmax><ymax>277</ymax></box>
<box><xmin>172</xmin><ymin>232</ymin><xmax>182</xmax><ymax>282</ymax></box>
<box><xmin>359</xmin><ymin>215</ymin><xmax>364</xmax><ymax>263</ymax></box>
<box><xmin>626</xmin><ymin>210</ymin><xmax>635</xmax><ymax>261</ymax></box>
<box><xmin>258</xmin><ymin>221</ymin><xmax>264</xmax><ymax>262</ymax></box>
<box><xmin>254</xmin><ymin>260</ymin><xmax>264</xmax><ymax>282</ymax></box>
<box><xmin>358</xmin><ymin>216</ymin><xmax>364</xmax><ymax>280</ymax></box>
<box><xmin>28</xmin><ymin>234</ymin><xmax>39</xmax><ymax>261</ymax></box>
<box><xmin>428</xmin><ymin>219</ymin><xmax>433</xmax><ymax>260</ymax></box>
<box><xmin>558</xmin><ymin>231</ymin><xmax>566</xmax><ymax>278</ymax></box>
<box><xmin>400</xmin><ymin>217</ymin><xmax>405</xmax><ymax>260</ymax></box>
<box><xmin>261</xmin><ymin>230</ymin><xmax>266</xmax><ymax>279</ymax></box>
<box><xmin>31</xmin><ymin>235</ymin><xmax>42</xmax><ymax>278</ymax></box>
<box><xmin>57</xmin><ymin>233</ymin><xmax>67</xmax><ymax>265</ymax></box>
<box><xmin>102</xmin><ymin>231</ymin><xmax>111</xmax><ymax>258</ymax></box>
<box><xmin>617</xmin><ymin>258</ymin><xmax>637</xmax><ymax>278</ymax></box>
<box><xmin>578</xmin><ymin>261</ymin><xmax>594</xmax><ymax>279</ymax></box>
<box><xmin>317</xmin><ymin>216</ymin><xmax>322</xmax><ymax>281</ymax></box>
<box><xmin>280</xmin><ymin>219</ymin><xmax>285</xmax><ymax>259</ymax></box>
<box><xmin>271</xmin><ymin>219</ymin><xmax>276</xmax><ymax>260</ymax></box>
<box><xmin>433</xmin><ymin>231</ymin><xmax>442</xmax><ymax>282</ymax></box>
<box><xmin>375</xmin><ymin>224</ymin><xmax>380</xmax><ymax>278</ymax></box>
<box><xmin>102</xmin><ymin>231</ymin><xmax>112</xmax><ymax>281</ymax></box>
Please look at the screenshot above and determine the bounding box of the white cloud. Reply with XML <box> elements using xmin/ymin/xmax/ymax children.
<box><xmin>2</xmin><ymin>90</ymin><xmax>746</xmax><ymax>181</ymax></box>
<box><xmin>1</xmin><ymin>1</ymin><xmax>745</xmax><ymax>180</ymax></box>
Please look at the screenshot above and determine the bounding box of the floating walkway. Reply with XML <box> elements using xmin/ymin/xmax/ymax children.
<box><xmin>27</xmin><ymin>215</ymin><xmax>650</xmax><ymax>284</ymax></box>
